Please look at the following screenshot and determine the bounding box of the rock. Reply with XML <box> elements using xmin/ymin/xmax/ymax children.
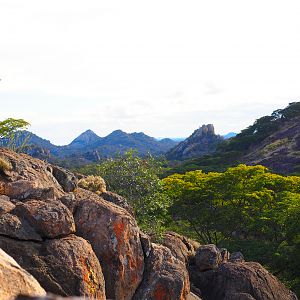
<box><xmin>162</xmin><ymin>231</ymin><xmax>200</xmax><ymax>265</ymax></box>
<box><xmin>12</xmin><ymin>200</ymin><xmax>75</xmax><ymax>239</ymax></box>
<box><xmin>51</xmin><ymin>166</ymin><xmax>77</xmax><ymax>193</ymax></box>
<box><xmin>0</xmin><ymin>195</ymin><xmax>15</xmax><ymax>214</ymax></box>
<box><xmin>0</xmin><ymin>235</ymin><xmax>106</xmax><ymax>299</ymax></box>
<box><xmin>0</xmin><ymin>248</ymin><xmax>46</xmax><ymax>300</ymax></box>
<box><xmin>195</xmin><ymin>244</ymin><xmax>222</xmax><ymax>271</ymax></box>
<box><xmin>59</xmin><ymin>193</ymin><xmax>77</xmax><ymax>214</ymax></box>
<box><xmin>220</xmin><ymin>248</ymin><xmax>230</xmax><ymax>262</ymax></box>
<box><xmin>187</xmin><ymin>292</ymin><xmax>202</xmax><ymax>300</ymax></box>
<box><xmin>140</xmin><ymin>231</ymin><xmax>151</xmax><ymax>258</ymax></box>
<box><xmin>101</xmin><ymin>191</ymin><xmax>134</xmax><ymax>216</ymax></box>
<box><xmin>15</xmin><ymin>296</ymin><xmax>85</xmax><ymax>300</ymax></box>
<box><xmin>0</xmin><ymin>213</ymin><xmax>42</xmax><ymax>241</ymax></box>
<box><xmin>133</xmin><ymin>243</ymin><xmax>190</xmax><ymax>300</ymax></box>
<box><xmin>224</xmin><ymin>292</ymin><xmax>256</xmax><ymax>300</ymax></box>
<box><xmin>229</xmin><ymin>251</ymin><xmax>245</xmax><ymax>263</ymax></box>
<box><xmin>190</xmin><ymin>261</ymin><xmax>298</xmax><ymax>300</ymax></box>
<box><xmin>0</xmin><ymin>148</ymin><xmax>64</xmax><ymax>200</ymax></box>
<box><xmin>73</xmin><ymin>188</ymin><xmax>144</xmax><ymax>300</ymax></box>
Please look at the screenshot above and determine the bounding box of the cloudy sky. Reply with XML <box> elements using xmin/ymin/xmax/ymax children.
<box><xmin>0</xmin><ymin>0</ymin><xmax>299</xmax><ymax>145</ymax></box>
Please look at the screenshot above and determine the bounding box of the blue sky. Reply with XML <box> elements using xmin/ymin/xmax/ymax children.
<box><xmin>0</xmin><ymin>0</ymin><xmax>299</xmax><ymax>145</ymax></box>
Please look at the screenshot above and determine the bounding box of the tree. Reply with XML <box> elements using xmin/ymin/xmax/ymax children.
<box><xmin>0</xmin><ymin>118</ymin><xmax>30</xmax><ymax>150</ymax></box>
<box><xmin>80</xmin><ymin>150</ymin><xmax>171</xmax><ymax>235</ymax></box>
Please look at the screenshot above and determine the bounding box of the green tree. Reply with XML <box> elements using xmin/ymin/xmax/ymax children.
<box><xmin>0</xmin><ymin>118</ymin><xmax>30</xmax><ymax>151</ymax></box>
<box><xmin>80</xmin><ymin>150</ymin><xmax>171</xmax><ymax>235</ymax></box>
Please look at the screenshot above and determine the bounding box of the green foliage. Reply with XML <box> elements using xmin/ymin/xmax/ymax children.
<box><xmin>0</xmin><ymin>118</ymin><xmax>30</xmax><ymax>151</ymax></box>
<box><xmin>167</xmin><ymin>102</ymin><xmax>300</xmax><ymax>175</ymax></box>
<box><xmin>78</xmin><ymin>175</ymin><xmax>106</xmax><ymax>195</ymax></box>
<box><xmin>78</xmin><ymin>150</ymin><xmax>171</xmax><ymax>235</ymax></box>
<box><xmin>163</xmin><ymin>165</ymin><xmax>300</xmax><ymax>295</ymax></box>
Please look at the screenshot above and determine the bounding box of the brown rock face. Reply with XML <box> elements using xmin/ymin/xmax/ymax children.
<box><xmin>195</xmin><ymin>244</ymin><xmax>222</xmax><ymax>271</ymax></box>
<box><xmin>0</xmin><ymin>248</ymin><xmax>46</xmax><ymax>300</ymax></box>
<box><xmin>133</xmin><ymin>243</ymin><xmax>190</xmax><ymax>300</ymax></box>
<box><xmin>0</xmin><ymin>235</ymin><xmax>106</xmax><ymax>299</ymax></box>
<box><xmin>162</xmin><ymin>231</ymin><xmax>200</xmax><ymax>265</ymax></box>
<box><xmin>101</xmin><ymin>191</ymin><xmax>134</xmax><ymax>216</ymax></box>
<box><xmin>0</xmin><ymin>148</ymin><xmax>64</xmax><ymax>200</ymax></box>
<box><xmin>12</xmin><ymin>200</ymin><xmax>75</xmax><ymax>239</ymax></box>
<box><xmin>73</xmin><ymin>188</ymin><xmax>144</xmax><ymax>300</ymax></box>
<box><xmin>0</xmin><ymin>213</ymin><xmax>42</xmax><ymax>241</ymax></box>
<box><xmin>190</xmin><ymin>262</ymin><xmax>297</xmax><ymax>300</ymax></box>
<box><xmin>0</xmin><ymin>195</ymin><xmax>15</xmax><ymax>213</ymax></box>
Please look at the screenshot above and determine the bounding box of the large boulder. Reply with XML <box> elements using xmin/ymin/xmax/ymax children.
<box><xmin>195</xmin><ymin>244</ymin><xmax>222</xmax><ymax>271</ymax></box>
<box><xmin>0</xmin><ymin>195</ymin><xmax>15</xmax><ymax>214</ymax></box>
<box><xmin>133</xmin><ymin>243</ymin><xmax>190</xmax><ymax>300</ymax></box>
<box><xmin>0</xmin><ymin>248</ymin><xmax>46</xmax><ymax>300</ymax></box>
<box><xmin>101</xmin><ymin>191</ymin><xmax>134</xmax><ymax>216</ymax></box>
<box><xmin>73</xmin><ymin>188</ymin><xmax>144</xmax><ymax>300</ymax></box>
<box><xmin>190</xmin><ymin>261</ymin><xmax>297</xmax><ymax>300</ymax></box>
<box><xmin>161</xmin><ymin>231</ymin><xmax>200</xmax><ymax>264</ymax></box>
<box><xmin>12</xmin><ymin>200</ymin><xmax>75</xmax><ymax>239</ymax></box>
<box><xmin>0</xmin><ymin>235</ymin><xmax>106</xmax><ymax>299</ymax></box>
<box><xmin>51</xmin><ymin>166</ymin><xmax>78</xmax><ymax>193</ymax></box>
<box><xmin>0</xmin><ymin>149</ymin><xmax>64</xmax><ymax>200</ymax></box>
<box><xmin>0</xmin><ymin>213</ymin><xmax>42</xmax><ymax>241</ymax></box>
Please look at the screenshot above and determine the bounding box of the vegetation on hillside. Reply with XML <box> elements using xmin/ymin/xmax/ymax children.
<box><xmin>168</xmin><ymin>102</ymin><xmax>300</xmax><ymax>175</ymax></box>
<box><xmin>163</xmin><ymin>165</ymin><xmax>300</xmax><ymax>295</ymax></box>
<box><xmin>0</xmin><ymin>118</ymin><xmax>30</xmax><ymax>151</ymax></box>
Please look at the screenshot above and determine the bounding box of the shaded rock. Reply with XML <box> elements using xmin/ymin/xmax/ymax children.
<box><xmin>101</xmin><ymin>191</ymin><xmax>134</xmax><ymax>216</ymax></box>
<box><xmin>229</xmin><ymin>251</ymin><xmax>245</xmax><ymax>263</ymax></box>
<box><xmin>0</xmin><ymin>195</ymin><xmax>15</xmax><ymax>214</ymax></box>
<box><xmin>12</xmin><ymin>200</ymin><xmax>75</xmax><ymax>239</ymax></box>
<box><xmin>133</xmin><ymin>243</ymin><xmax>190</xmax><ymax>300</ymax></box>
<box><xmin>190</xmin><ymin>261</ymin><xmax>297</xmax><ymax>300</ymax></box>
<box><xmin>59</xmin><ymin>193</ymin><xmax>77</xmax><ymax>214</ymax></box>
<box><xmin>195</xmin><ymin>244</ymin><xmax>221</xmax><ymax>271</ymax></box>
<box><xmin>0</xmin><ymin>213</ymin><xmax>42</xmax><ymax>241</ymax></box>
<box><xmin>0</xmin><ymin>235</ymin><xmax>106</xmax><ymax>299</ymax></box>
<box><xmin>15</xmin><ymin>296</ymin><xmax>85</xmax><ymax>300</ymax></box>
<box><xmin>0</xmin><ymin>248</ymin><xmax>46</xmax><ymax>300</ymax></box>
<box><xmin>140</xmin><ymin>231</ymin><xmax>151</xmax><ymax>258</ymax></box>
<box><xmin>220</xmin><ymin>248</ymin><xmax>230</xmax><ymax>262</ymax></box>
<box><xmin>51</xmin><ymin>166</ymin><xmax>77</xmax><ymax>193</ymax></box>
<box><xmin>224</xmin><ymin>292</ymin><xmax>256</xmax><ymax>300</ymax></box>
<box><xmin>0</xmin><ymin>148</ymin><xmax>64</xmax><ymax>200</ymax></box>
<box><xmin>187</xmin><ymin>292</ymin><xmax>202</xmax><ymax>300</ymax></box>
<box><xmin>162</xmin><ymin>231</ymin><xmax>200</xmax><ymax>265</ymax></box>
<box><xmin>73</xmin><ymin>188</ymin><xmax>144</xmax><ymax>300</ymax></box>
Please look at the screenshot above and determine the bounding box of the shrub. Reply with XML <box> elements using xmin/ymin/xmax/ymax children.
<box><xmin>78</xmin><ymin>175</ymin><xmax>106</xmax><ymax>195</ymax></box>
<box><xmin>0</xmin><ymin>157</ymin><xmax>12</xmax><ymax>172</ymax></box>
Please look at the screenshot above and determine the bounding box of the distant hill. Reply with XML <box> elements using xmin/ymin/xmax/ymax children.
<box><xmin>223</xmin><ymin>132</ymin><xmax>237</xmax><ymax>139</ymax></box>
<box><xmin>166</xmin><ymin>124</ymin><xmax>223</xmax><ymax>160</ymax></box>
<box><xmin>1</xmin><ymin>129</ymin><xmax>179</xmax><ymax>168</ymax></box>
<box><xmin>167</xmin><ymin>102</ymin><xmax>300</xmax><ymax>175</ymax></box>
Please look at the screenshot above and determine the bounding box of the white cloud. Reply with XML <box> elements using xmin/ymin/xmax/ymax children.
<box><xmin>0</xmin><ymin>0</ymin><xmax>299</xmax><ymax>144</ymax></box>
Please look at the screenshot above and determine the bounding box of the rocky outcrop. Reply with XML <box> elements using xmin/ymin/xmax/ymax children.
<box><xmin>73</xmin><ymin>188</ymin><xmax>144</xmax><ymax>300</ymax></box>
<box><xmin>161</xmin><ymin>231</ymin><xmax>200</xmax><ymax>265</ymax></box>
<box><xmin>0</xmin><ymin>249</ymin><xmax>46</xmax><ymax>300</ymax></box>
<box><xmin>195</xmin><ymin>244</ymin><xmax>222</xmax><ymax>272</ymax></box>
<box><xmin>51</xmin><ymin>165</ymin><xmax>78</xmax><ymax>193</ymax></box>
<box><xmin>166</xmin><ymin>124</ymin><xmax>223</xmax><ymax>160</ymax></box>
<box><xmin>0</xmin><ymin>148</ymin><xmax>190</xmax><ymax>300</ymax></box>
<box><xmin>133</xmin><ymin>243</ymin><xmax>190</xmax><ymax>300</ymax></box>
<box><xmin>190</xmin><ymin>261</ymin><xmax>297</xmax><ymax>300</ymax></box>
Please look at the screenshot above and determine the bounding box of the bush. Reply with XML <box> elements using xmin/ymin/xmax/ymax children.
<box><xmin>0</xmin><ymin>157</ymin><xmax>12</xmax><ymax>172</ymax></box>
<box><xmin>78</xmin><ymin>175</ymin><xmax>106</xmax><ymax>195</ymax></box>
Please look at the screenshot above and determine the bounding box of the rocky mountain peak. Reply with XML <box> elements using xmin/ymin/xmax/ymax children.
<box><xmin>70</xmin><ymin>129</ymin><xmax>100</xmax><ymax>147</ymax></box>
<box><xmin>195</xmin><ymin>124</ymin><xmax>215</xmax><ymax>136</ymax></box>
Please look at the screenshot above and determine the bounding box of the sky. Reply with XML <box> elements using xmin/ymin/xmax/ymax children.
<box><xmin>0</xmin><ymin>0</ymin><xmax>300</xmax><ymax>145</ymax></box>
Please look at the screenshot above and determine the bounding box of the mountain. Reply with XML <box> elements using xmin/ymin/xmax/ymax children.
<box><xmin>223</xmin><ymin>132</ymin><xmax>237</xmax><ymax>139</ymax></box>
<box><xmin>2</xmin><ymin>129</ymin><xmax>179</xmax><ymax>167</ymax></box>
<box><xmin>166</xmin><ymin>124</ymin><xmax>223</xmax><ymax>160</ymax></box>
<box><xmin>69</xmin><ymin>129</ymin><xmax>101</xmax><ymax>148</ymax></box>
<box><xmin>169</xmin><ymin>102</ymin><xmax>300</xmax><ymax>175</ymax></box>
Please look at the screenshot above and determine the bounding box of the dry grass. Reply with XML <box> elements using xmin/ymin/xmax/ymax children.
<box><xmin>78</xmin><ymin>175</ymin><xmax>106</xmax><ymax>195</ymax></box>
<box><xmin>0</xmin><ymin>157</ymin><xmax>12</xmax><ymax>172</ymax></box>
